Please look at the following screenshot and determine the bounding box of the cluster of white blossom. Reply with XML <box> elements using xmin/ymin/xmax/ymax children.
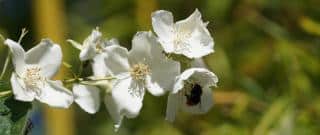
<box><xmin>2</xmin><ymin>9</ymin><xmax>218</xmax><ymax>131</ymax></box>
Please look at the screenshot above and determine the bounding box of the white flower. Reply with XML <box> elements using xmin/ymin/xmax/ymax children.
<box><xmin>166</xmin><ymin>68</ymin><xmax>218</xmax><ymax>122</ymax></box>
<box><xmin>103</xmin><ymin>31</ymin><xmax>180</xmax><ymax>128</ymax></box>
<box><xmin>70</xmin><ymin>29</ymin><xmax>120</xmax><ymax>120</ymax></box>
<box><xmin>68</xmin><ymin>28</ymin><xmax>120</xmax><ymax>61</ymax></box>
<box><xmin>152</xmin><ymin>9</ymin><xmax>214</xmax><ymax>59</ymax></box>
<box><xmin>4</xmin><ymin>39</ymin><xmax>73</xmax><ymax>108</ymax></box>
<box><xmin>68</xmin><ymin>28</ymin><xmax>120</xmax><ymax>77</ymax></box>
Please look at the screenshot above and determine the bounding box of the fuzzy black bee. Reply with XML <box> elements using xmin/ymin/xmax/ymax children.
<box><xmin>185</xmin><ymin>83</ymin><xmax>203</xmax><ymax>106</ymax></box>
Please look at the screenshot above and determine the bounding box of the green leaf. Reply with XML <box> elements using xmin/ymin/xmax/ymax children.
<box><xmin>0</xmin><ymin>81</ymin><xmax>11</xmax><ymax>92</ymax></box>
<box><xmin>0</xmin><ymin>96</ymin><xmax>32</xmax><ymax>135</ymax></box>
<box><xmin>253</xmin><ymin>98</ymin><xmax>290</xmax><ymax>135</ymax></box>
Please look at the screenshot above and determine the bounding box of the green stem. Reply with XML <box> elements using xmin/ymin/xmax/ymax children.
<box><xmin>0</xmin><ymin>52</ymin><xmax>10</xmax><ymax>80</ymax></box>
<box><xmin>0</xmin><ymin>34</ymin><xmax>4</xmax><ymax>41</ymax></box>
<box><xmin>63</xmin><ymin>76</ymin><xmax>116</xmax><ymax>84</ymax></box>
<box><xmin>78</xmin><ymin>61</ymin><xmax>84</xmax><ymax>77</ymax></box>
<box><xmin>0</xmin><ymin>90</ymin><xmax>12</xmax><ymax>97</ymax></box>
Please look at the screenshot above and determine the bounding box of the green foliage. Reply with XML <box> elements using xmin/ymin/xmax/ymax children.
<box><xmin>0</xmin><ymin>81</ymin><xmax>10</xmax><ymax>91</ymax></box>
<box><xmin>0</xmin><ymin>96</ymin><xmax>32</xmax><ymax>135</ymax></box>
<box><xmin>0</xmin><ymin>81</ymin><xmax>32</xmax><ymax>135</ymax></box>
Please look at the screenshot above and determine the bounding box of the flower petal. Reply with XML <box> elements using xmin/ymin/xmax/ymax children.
<box><xmin>4</xmin><ymin>39</ymin><xmax>25</xmax><ymax>75</ymax></box>
<box><xmin>25</xmin><ymin>39</ymin><xmax>62</xmax><ymax>78</ymax></box>
<box><xmin>175</xmin><ymin>9</ymin><xmax>214</xmax><ymax>58</ymax></box>
<box><xmin>165</xmin><ymin>93</ymin><xmax>181</xmax><ymax>122</ymax></box>
<box><xmin>129</xmin><ymin>32</ymin><xmax>152</xmax><ymax>63</ymax></box>
<box><xmin>10</xmin><ymin>73</ymin><xmax>35</xmax><ymax>101</ymax></box>
<box><xmin>104</xmin><ymin>45</ymin><xmax>130</xmax><ymax>76</ymax></box>
<box><xmin>101</xmin><ymin>38</ymin><xmax>120</xmax><ymax>48</ymax></box>
<box><xmin>36</xmin><ymin>80</ymin><xmax>73</xmax><ymax>108</ymax></box>
<box><xmin>80</xmin><ymin>29</ymin><xmax>102</xmax><ymax>61</ymax></box>
<box><xmin>145</xmin><ymin>75</ymin><xmax>164</xmax><ymax>96</ymax></box>
<box><xmin>173</xmin><ymin>68</ymin><xmax>218</xmax><ymax>94</ymax></box>
<box><xmin>91</xmin><ymin>53</ymin><xmax>110</xmax><ymax>77</ymax></box>
<box><xmin>104</xmin><ymin>94</ymin><xmax>123</xmax><ymax>131</ymax></box>
<box><xmin>110</xmin><ymin>75</ymin><xmax>144</xmax><ymax>118</ymax></box>
<box><xmin>151</xmin><ymin>10</ymin><xmax>174</xmax><ymax>41</ymax></box>
<box><xmin>129</xmin><ymin>32</ymin><xmax>180</xmax><ymax>95</ymax></box>
<box><xmin>175</xmin><ymin>9</ymin><xmax>202</xmax><ymax>33</ymax></box>
<box><xmin>147</xmin><ymin>33</ymin><xmax>180</xmax><ymax>92</ymax></box>
<box><xmin>79</xmin><ymin>45</ymin><xmax>96</xmax><ymax>61</ymax></box>
<box><xmin>186</xmin><ymin>25</ymin><xmax>214</xmax><ymax>58</ymax></box>
<box><xmin>189</xmin><ymin>68</ymin><xmax>218</xmax><ymax>88</ymax></box>
<box><xmin>181</xmin><ymin>87</ymin><xmax>213</xmax><ymax>114</ymax></box>
<box><xmin>83</xmin><ymin>29</ymin><xmax>102</xmax><ymax>46</ymax></box>
<box><xmin>73</xmin><ymin>84</ymin><xmax>100</xmax><ymax>114</ymax></box>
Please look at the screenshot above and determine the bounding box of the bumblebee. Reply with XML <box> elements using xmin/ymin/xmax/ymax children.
<box><xmin>185</xmin><ymin>83</ymin><xmax>203</xmax><ymax>106</ymax></box>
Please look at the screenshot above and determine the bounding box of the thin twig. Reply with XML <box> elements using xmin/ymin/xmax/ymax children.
<box><xmin>0</xmin><ymin>90</ymin><xmax>12</xmax><ymax>97</ymax></box>
<box><xmin>0</xmin><ymin>34</ymin><xmax>4</xmax><ymax>41</ymax></box>
<box><xmin>18</xmin><ymin>28</ymin><xmax>28</xmax><ymax>44</ymax></box>
<box><xmin>63</xmin><ymin>76</ymin><xmax>116</xmax><ymax>84</ymax></box>
<box><xmin>78</xmin><ymin>61</ymin><xmax>84</xmax><ymax>77</ymax></box>
<box><xmin>0</xmin><ymin>53</ymin><xmax>10</xmax><ymax>80</ymax></box>
<box><xmin>0</xmin><ymin>34</ymin><xmax>9</xmax><ymax>80</ymax></box>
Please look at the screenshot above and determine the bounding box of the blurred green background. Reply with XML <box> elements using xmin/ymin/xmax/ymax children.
<box><xmin>0</xmin><ymin>0</ymin><xmax>320</xmax><ymax>135</ymax></box>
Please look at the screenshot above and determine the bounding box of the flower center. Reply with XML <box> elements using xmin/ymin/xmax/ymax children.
<box><xmin>95</xmin><ymin>44</ymin><xmax>103</xmax><ymax>52</ymax></box>
<box><xmin>23</xmin><ymin>66</ymin><xmax>45</xmax><ymax>94</ymax></box>
<box><xmin>130</xmin><ymin>63</ymin><xmax>150</xmax><ymax>81</ymax></box>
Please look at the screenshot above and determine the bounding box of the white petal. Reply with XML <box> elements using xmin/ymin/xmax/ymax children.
<box><xmin>104</xmin><ymin>45</ymin><xmax>130</xmax><ymax>76</ymax></box>
<box><xmin>104</xmin><ymin>94</ymin><xmax>123</xmax><ymax>130</ymax></box>
<box><xmin>181</xmin><ymin>87</ymin><xmax>213</xmax><ymax>114</ymax></box>
<box><xmin>25</xmin><ymin>39</ymin><xmax>62</xmax><ymax>78</ymax></box>
<box><xmin>173</xmin><ymin>68</ymin><xmax>218</xmax><ymax>94</ymax></box>
<box><xmin>79</xmin><ymin>45</ymin><xmax>96</xmax><ymax>61</ymax></box>
<box><xmin>190</xmin><ymin>68</ymin><xmax>218</xmax><ymax>88</ymax></box>
<box><xmin>80</xmin><ymin>29</ymin><xmax>102</xmax><ymax>61</ymax></box>
<box><xmin>102</xmin><ymin>38</ymin><xmax>120</xmax><ymax>48</ymax></box>
<box><xmin>175</xmin><ymin>9</ymin><xmax>214</xmax><ymax>58</ymax></box>
<box><xmin>10</xmin><ymin>73</ymin><xmax>35</xmax><ymax>101</ymax></box>
<box><xmin>148</xmin><ymin>34</ymin><xmax>180</xmax><ymax>92</ymax></box>
<box><xmin>83</xmin><ymin>29</ymin><xmax>102</xmax><ymax>46</ymax></box>
<box><xmin>4</xmin><ymin>39</ymin><xmax>25</xmax><ymax>76</ymax></box>
<box><xmin>151</xmin><ymin>10</ymin><xmax>174</xmax><ymax>41</ymax></box>
<box><xmin>91</xmin><ymin>53</ymin><xmax>110</xmax><ymax>77</ymax></box>
<box><xmin>36</xmin><ymin>80</ymin><xmax>73</xmax><ymax>108</ymax></box>
<box><xmin>129</xmin><ymin>32</ymin><xmax>153</xmax><ymax>63</ymax></box>
<box><xmin>145</xmin><ymin>75</ymin><xmax>164</xmax><ymax>96</ymax></box>
<box><xmin>110</xmin><ymin>75</ymin><xmax>144</xmax><ymax>118</ymax></box>
<box><xmin>73</xmin><ymin>84</ymin><xmax>100</xmax><ymax>114</ymax></box>
<box><xmin>186</xmin><ymin>26</ymin><xmax>214</xmax><ymax>58</ymax></box>
<box><xmin>165</xmin><ymin>93</ymin><xmax>181</xmax><ymax>122</ymax></box>
<box><xmin>175</xmin><ymin>9</ymin><xmax>202</xmax><ymax>32</ymax></box>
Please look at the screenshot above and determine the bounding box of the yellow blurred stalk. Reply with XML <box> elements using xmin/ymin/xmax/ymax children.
<box><xmin>32</xmin><ymin>0</ymin><xmax>75</xmax><ymax>135</ymax></box>
<box><xmin>135</xmin><ymin>0</ymin><xmax>158</xmax><ymax>30</ymax></box>
<box><xmin>299</xmin><ymin>16</ymin><xmax>320</xmax><ymax>37</ymax></box>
